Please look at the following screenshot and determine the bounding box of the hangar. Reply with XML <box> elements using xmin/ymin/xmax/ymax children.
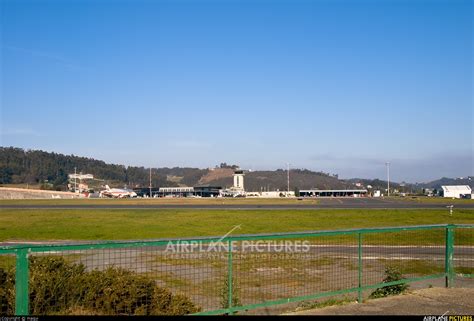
<box><xmin>441</xmin><ymin>185</ymin><xmax>472</xmax><ymax>199</ymax></box>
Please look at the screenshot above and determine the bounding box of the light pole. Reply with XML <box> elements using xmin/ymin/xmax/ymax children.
<box><xmin>149</xmin><ymin>168</ymin><xmax>152</xmax><ymax>198</ymax></box>
<box><xmin>287</xmin><ymin>163</ymin><xmax>290</xmax><ymax>195</ymax></box>
<box><xmin>385</xmin><ymin>162</ymin><xmax>390</xmax><ymax>197</ymax></box>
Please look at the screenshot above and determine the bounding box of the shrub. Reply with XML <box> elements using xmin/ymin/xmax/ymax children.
<box><xmin>82</xmin><ymin>267</ymin><xmax>156</xmax><ymax>315</ymax></box>
<box><xmin>0</xmin><ymin>256</ymin><xmax>200</xmax><ymax>315</ymax></box>
<box><xmin>0</xmin><ymin>268</ymin><xmax>15</xmax><ymax>315</ymax></box>
<box><xmin>220</xmin><ymin>274</ymin><xmax>241</xmax><ymax>310</ymax></box>
<box><xmin>55</xmin><ymin>305</ymin><xmax>104</xmax><ymax>315</ymax></box>
<box><xmin>0</xmin><ymin>268</ymin><xmax>9</xmax><ymax>314</ymax></box>
<box><xmin>369</xmin><ymin>266</ymin><xmax>409</xmax><ymax>299</ymax></box>
<box><xmin>151</xmin><ymin>287</ymin><xmax>200</xmax><ymax>315</ymax></box>
<box><xmin>29</xmin><ymin>256</ymin><xmax>87</xmax><ymax>314</ymax></box>
<box><xmin>85</xmin><ymin>267</ymin><xmax>200</xmax><ymax>315</ymax></box>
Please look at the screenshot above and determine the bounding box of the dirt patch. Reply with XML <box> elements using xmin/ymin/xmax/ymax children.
<box><xmin>198</xmin><ymin>168</ymin><xmax>234</xmax><ymax>185</ymax></box>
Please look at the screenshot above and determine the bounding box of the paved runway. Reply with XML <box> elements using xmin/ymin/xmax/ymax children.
<box><xmin>1</xmin><ymin>197</ymin><xmax>473</xmax><ymax>210</ymax></box>
<box><xmin>2</xmin><ymin>241</ymin><xmax>473</xmax><ymax>259</ymax></box>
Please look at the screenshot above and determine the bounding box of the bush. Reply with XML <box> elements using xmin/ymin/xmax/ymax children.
<box><xmin>151</xmin><ymin>287</ymin><xmax>200</xmax><ymax>315</ymax></box>
<box><xmin>82</xmin><ymin>267</ymin><xmax>155</xmax><ymax>315</ymax></box>
<box><xmin>369</xmin><ymin>266</ymin><xmax>409</xmax><ymax>299</ymax></box>
<box><xmin>56</xmin><ymin>305</ymin><xmax>104</xmax><ymax>315</ymax></box>
<box><xmin>82</xmin><ymin>267</ymin><xmax>200</xmax><ymax>315</ymax></box>
<box><xmin>0</xmin><ymin>268</ymin><xmax>15</xmax><ymax>315</ymax></box>
<box><xmin>0</xmin><ymin>256</ymin><xmax>200</xmax><ymax>315</ymax></box>
<box><xmin>29</xmin><ymin>256</ymin><xmax>87</xmax><ymax>314</ymax></box>
<box><xmin>220</xmin><ymin>274</ymin><xmax>240</xmax><ymax>310</ymax></box>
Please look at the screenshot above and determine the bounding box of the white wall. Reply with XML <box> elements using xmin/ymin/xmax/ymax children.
<box><xmin>442</xmin><ymin>186</ymin><xmax>472</xmax><ymax>199</ymax></box>
<box><xmin>247</xmin><ymin>191</ymin><xmax>295</xmax><ymax>198</ymax></box>
<box><xmin>233</xmin><ymin>174</ymin><xmax>244</xmax><ymax>190</ymax></box>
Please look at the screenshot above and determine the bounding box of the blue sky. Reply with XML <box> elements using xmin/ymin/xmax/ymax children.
<box><xmin>1</xmin><ymin>0</ymin><xmax>472</xmax><ymax>182</ymax></box>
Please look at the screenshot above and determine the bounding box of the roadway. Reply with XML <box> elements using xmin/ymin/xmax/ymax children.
<box><xmin>289</xmin><ymin>288</ymin><xmax>474</xmax><ymax>315</ymax></box>
<box><xmin>2</xmin><ymin>241</ymin><xmax>473</xmax><ymax>259</ymax></box>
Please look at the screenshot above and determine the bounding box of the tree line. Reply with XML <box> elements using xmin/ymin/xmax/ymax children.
<box><xmin>0</xmin><ymin>147</ymin><xmax>357</xmax><ymax>192</ymax></box>
<box><xmin>0</xmin><ymin>147</ymin><xmax>206</xmax><ymax>190</ymax></box>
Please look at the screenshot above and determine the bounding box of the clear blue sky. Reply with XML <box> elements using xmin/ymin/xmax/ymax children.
<box><xmin>1</xmin><ymin>0</ymin><xmax>472</xmax><ymax>183</ymax></box>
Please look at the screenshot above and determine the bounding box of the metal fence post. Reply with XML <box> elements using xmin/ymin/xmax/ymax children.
<box><xmin>15</xmin><ymin>248</ymin><xmax>29</xmax><ymax>315</ymax></box>
<box><xmin>227</xmin><ymin>238</ymin><xmax>233</xmax><ymax>311</ymax></box>
<box><xmin>445</xmin><ymin>225</ymin><xmax>454</xmax><ymax>288</ymax></box>
<box><xmin>358</xmin><ymin>232</ymin><xmax>363</xmax><ymax>303</ymax></box>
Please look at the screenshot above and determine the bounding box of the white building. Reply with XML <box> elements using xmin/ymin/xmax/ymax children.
<box><xmin>220</xmin><ymin>169</ymin><xmax>246</xmax><ymax>197</ymax></box>
<box><xmin>441</xmin><ymin>185</ymin><xmax>472</xmax><ymax>199</ymax></box>
<box><xmin>300</xmin><ymin>189</ymin><xmax>368</xmax><ymax>197</ymax></box>
<box><xmin>68</xmin><ymin>173</ymin><xmax>94</xmax><ymax>180</ymax></box>
<box><xmin>68</xmin><ymin>173</ymin><xmax>94</xmax><ymax>193</ymax></box>
<box><xmin>247</xmin><ymin>191</ymin><xmax>295</xmax><ymax>198</ymax></box>
<box><xmin>159</xmin><ymin>187</ymin><xmax>194</xmax><ymax>197</ymax></box>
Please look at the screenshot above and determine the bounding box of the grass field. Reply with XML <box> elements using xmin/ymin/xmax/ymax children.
<box><xmin>1</xmin><ymin>208</ymin><xmax>473</xmax><ymax>242</ymax></box>
<box><xmin>393</xmin><ymin>196</ymin><xmax>474</xmax><ymax>204</ymax></box>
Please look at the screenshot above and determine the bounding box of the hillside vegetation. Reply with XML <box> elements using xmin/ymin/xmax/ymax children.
<box><xmin>0</xmin><ymin>147</ymin><xmax>349</xmax><ymax>191</ymax></box>
<box><xmin>4</xmin><ymin>147</ymin><xmax>467</xmax><ymax>192</ymax></box>
<box><xmin>0</xmin><ymin>147</ymin><xmax>193</xmax><ymax>190</ymax></box>
<box><xmin>422</xmin><ymin>177</ymin><xmax>474</xmax><ymax>189</ymax></box>
<box><xmin>207</xmin><ymin>169</ymin><xmax>348</xmax><ymax>191</ymax></box>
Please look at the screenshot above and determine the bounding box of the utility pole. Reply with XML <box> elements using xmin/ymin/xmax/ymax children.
<box><xmin>149</xmin><ymin>168</ymin><xmax>152</xmax><ymax>198</ymax></box>
<box><xmin>385</xmin><ymin>162</ymin><xmax>390</xmax><ymax>197</ymax></box>
<box><xmin>287</xmin><ymin>163</ymin><xmax>290</xmax><ymax>195</ymax></box>
<box><xmin>74</xmin><ymin>167</ymin><xmax>77</xmax><ymax>193</ymax></box>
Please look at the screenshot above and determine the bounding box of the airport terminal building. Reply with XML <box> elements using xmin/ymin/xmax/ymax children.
<box><xmin>300</xmin><ymin>189</ymin><xmax>368</xmax><ymax>197</ymax></box>
<box><xmin>134</xmin><ymin>186</ymin><xmax>222</xmax><ymax>198</ymax></box>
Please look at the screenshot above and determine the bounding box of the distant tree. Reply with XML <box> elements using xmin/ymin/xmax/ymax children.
<box><xmin>219</xmin><ymin>163</ymin><xmax>228</xmax><ymax>168</ymax></box>
<box><xmin>0</xmin><ymin>167</ymin><xmax>13</xmax><ymax>184</ymax></box>
<box><xmin>218</xmin><ymin>163</ymin><xmax>238</xmax><ymax>169</ymax></box>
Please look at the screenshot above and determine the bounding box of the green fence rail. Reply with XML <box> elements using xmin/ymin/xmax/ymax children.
<box><xmin>0</xmin><ymin>224</ymin><xmax>472</xmax><ymax>315</ymax></box>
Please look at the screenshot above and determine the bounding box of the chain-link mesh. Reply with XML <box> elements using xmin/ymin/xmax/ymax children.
<box><xmin>232</xmin><ymin>235</ymin><xmax>358</xmax><ymax>309</ymax></box>
<box><xmin>25</xmin><ymin>242</ymin><xmax>228</xmax><ymax>315</ymax></box>
<box><xmin>0</xmin><ymin>224</ymin><xmax>472</xmax><ymax>315</ymax></box>
<box><xmin>362</xmin><ymin>228</ymin><xmax>446</xmax><ymax>289</ymax></box>
<box><xmin>453</xmin><ymin>227</ymin><xmax>474</xmax><ymax>276</ymax></box>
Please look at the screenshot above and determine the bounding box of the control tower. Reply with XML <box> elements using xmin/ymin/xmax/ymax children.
<box><xmin>233</xmin><ymin>169</ymin><xmax>245</xmax><ymax>191</ymax></box>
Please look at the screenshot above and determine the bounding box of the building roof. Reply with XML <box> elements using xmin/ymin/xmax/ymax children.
<box><xmin>441</xmin><ymin>185</ymin><xmax>472</xmax><ymax>192</ymax></box>
<box><xmin>300</xmin><ymin>189</ymin><xmax>368</xmax><ymax>193</ymax></box>
<box><xmin>159</xmin><ymin>187</ymin><xmax>194</xmax><ymax>192</ymax></box>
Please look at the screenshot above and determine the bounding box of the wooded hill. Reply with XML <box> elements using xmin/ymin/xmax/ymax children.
<box><xmin>420</xmin><ymin>177</ymin><xmax>474</xmax><ymax>189</ymax></box>
<box><xmin>0</xmin><ymin>147</ymin><xmax>351</xmax><ymax>191</ymax></box>
<box><xmin>0</xmin><ymin>147</ymin><xmax>177</xmax><ymax>190</ymax></box>
<box><xmin>204</xmin><ymin>169</ymin><xmax>349</xmax><ymax>192</ymax></box>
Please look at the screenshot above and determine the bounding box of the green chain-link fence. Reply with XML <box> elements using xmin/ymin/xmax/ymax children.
<box><xmin>0</xmin><ymin>224</ymin><xmax>472</xmax><ymax>315</ymax></box>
